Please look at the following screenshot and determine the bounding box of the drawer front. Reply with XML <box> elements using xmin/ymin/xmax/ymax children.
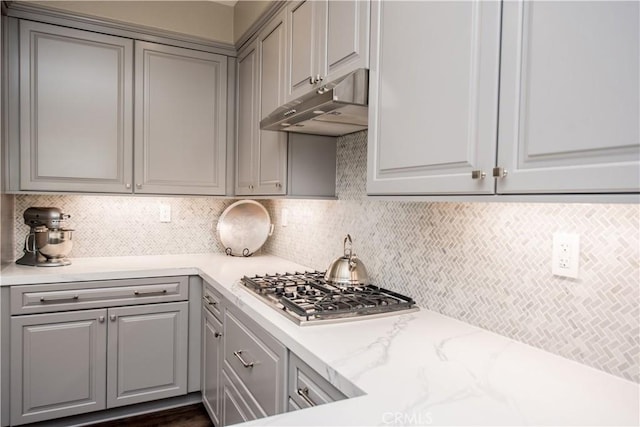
<box><xmin>11</xmin><ymin>276</ymin><xmax>189</xmax><ymax>315</ymax></box>
<box><xmin>288</xmin><ymin>352</ymin><xmax>346</xmax><ymax>410</ymax></box>
<box><xmin>223</xmin><ymin>308</ymin><xmax>286</xmax><ymax>416</ymax></box>
<box><xmin>202</xmin><ymin>282</ymin><xmax>222</xmax><ymax>320</ymax></box>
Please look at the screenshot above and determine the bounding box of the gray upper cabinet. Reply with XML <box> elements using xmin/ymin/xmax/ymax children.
<box><xmin>285</xmin><ymin>0</ymin><xmax>369</xmax><ymax>103</ymax></box>
<box><xmin>134</xmin><ymin>42</ymin><xmax>228</xmax><ymax>195</ymax></box>
<box><xmin>236</xmin><ymin>10</ymin><xmax>288</xmax><ymax>196</ymax></box>
<box><xmin>18</xmin><ymin>20</ymin><xmax>133</xmax><ymax>193</ymax></box>
<box><xmin>367</xmin><ymin>1</ymin><xmax>501</xmax><ymax>195</ymax></box>
<box><xmin>11</xmin><ymin>20</ymin><xmax>229</xmax><ymax>196</ymax></box>
<box><xmin>368</xmin><ymin>0</ymin><xmax>639</xmax><ymax>196</ymax></box>
<box><xmin>496</xmin><ymin>1</ymin><xmax>639</xmax><ymax>194</ymax></box>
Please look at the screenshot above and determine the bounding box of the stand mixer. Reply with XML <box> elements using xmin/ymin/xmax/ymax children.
<box><xmin>16</xmin><ymin>207</ymin><xmax>74</xmax><ymax>267</ymax></box>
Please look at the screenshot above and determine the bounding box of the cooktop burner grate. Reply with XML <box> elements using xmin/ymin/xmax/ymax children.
<box><xmin>241</xmin><ymin>271</ymin><xmax>417</xmax><ymax>325</ymax></box>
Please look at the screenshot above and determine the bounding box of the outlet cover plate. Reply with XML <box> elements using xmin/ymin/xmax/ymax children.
<box><xmin>552</xmin><ymin>232</ymin><xmax>580</xmax><ymax>278</ymax></box>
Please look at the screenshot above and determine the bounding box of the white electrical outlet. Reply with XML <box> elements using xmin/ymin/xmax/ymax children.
<box><xmin>552</xmin><ymin>232</ymin><xmax>580</xmax><ymax>278</ymax></box>
<box><xmin>159</xmin><ymin>204</ymin><xmax>171</xmax><ymax>223</ymax></box>
<box><xmin>282</xmin><ymin>208</ymin><xmax>289</xmax><ymax>227</ymax></box>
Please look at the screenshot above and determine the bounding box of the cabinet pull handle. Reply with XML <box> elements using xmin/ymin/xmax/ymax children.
<box><xmin>136</xmin><ymin>183</ymin><xmax>142</xmax><ymax>189</ymax></box>
<box><xmin>110</xmin><ymin>315</ymin><xmax>117</xmax><ymax>322</ymax></box>
<box><xmin>40</xmin><ymin>294</ymin><xmax>79</xmax><ymax>303</ymax></box>
<box><xmin>492</xmin><ymin>167</ymin><xmax>508</xmax><ymax>178</ymax></box>
<box><xmin>134</xmin><ymin>289</ymin><xmax>167</xmax><ymax>296</ymax></box>
<box><xmin>471</xmin><ymin>170</ymin><xmax>486</xmax><ymax>179</ymax></box>
<box><xmin>214</xmin><ymin>331</ymin><xmax>222</xmax><ymax>338</ymax></box>
<box><xmin>98</xmin><ymin>316</ymin><xmax>105</xmax><ymax>323</ymax></box>
<box><xmin>233</xmin><ymin>351</ymin><xmax>254</xmax><ymax>368</ymax></box>
<box><xmin>203</xmin><ymin>295</ymin><xmax>218</xmax><ymax>306</ymax></box>
<box><xmin>125</xmin><ymin>183</ymin><xmax>131</xmax><ymax>189</ymax></box>
<box><xmin>297</xmin><ymin>387</ymin><xmax>316</xmax><ymax>407</ymax></box>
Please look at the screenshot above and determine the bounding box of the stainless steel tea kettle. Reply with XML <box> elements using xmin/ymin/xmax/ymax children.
<box><xmin>325</xmin><ymin>234</ymin><xmax>369</xmax><ymax>285</ymax></box>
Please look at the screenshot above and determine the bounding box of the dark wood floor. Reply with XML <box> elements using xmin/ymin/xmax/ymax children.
<box><xmin>88</xmin><ymin>404</ymin><xmax>214</xmax><ymax>427</ymax></box>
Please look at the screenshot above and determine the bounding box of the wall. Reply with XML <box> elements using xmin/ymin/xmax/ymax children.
<box><xmin>234</xmin><ymin>0</ymin><xmax>272</xmax><ymax>43</ymax></box>
<box><xmin>263</xmin><ymin>131</ymin><xmax>640</xmax><ymax>383</ymax></box>
<box><xmin>13</xmin><ymin>195</ymin><xmax>238</xmax><ymax>258</ymax></box>
<box><xmin>23</xmin><ymin>1</ymin><xmax>235</xmax><ymax>43</ymax></box>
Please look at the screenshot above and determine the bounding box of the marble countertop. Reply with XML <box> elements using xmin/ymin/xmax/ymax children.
<box><xmin>2</xmin><ymin>254</ymin><xmax>638</xmax><ymax>426</ymax></box>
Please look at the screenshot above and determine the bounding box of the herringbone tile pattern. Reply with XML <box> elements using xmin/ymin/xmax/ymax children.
<box><xmin>14</xmin><ymin>195</ymin><xmax>238</xmax><ymax>258</ymax></box>
<box><xmin>263</xmin><ymin>131</ymin><xmax>640</xmax><ymax>382</ymax></box>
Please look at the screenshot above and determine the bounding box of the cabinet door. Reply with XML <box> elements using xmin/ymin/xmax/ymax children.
<box><xmin>222</xmin><ymin>369</ymin><xmax>258</xmax><ymax>425</ymax></box>
<box><xmin>10</xmin><ymin>309</ymin><xmax>107</xmax><ymax>426</ymax></box>
<box><xmin>257</xmin><ymin>11</ymin><xmax>288</xmax><ymax>195</ymax></box>
<box><xmin>497</xmin><ymin>1</ymin><xmax>640</xmax><ymax>194</ymax></box>
<box><xmin>235</xmin><ymin>43</ymin><xmax>259</xmax><ymax>196</ymax></box>
<box><xmin>286</xmin><ymin>0</ymin><xmax>323</xmax><ymax>101</ymax></box>
<box><xmin>367</xmin><ymin>1</ymin><xmax>501</xmax><ymax>195</ymax></box>
<box><xmin>106</xmin><ymin>302</ymin><xmax>188</xmax><ymax>408</ymax></box>
<box><xmin>202</xmin><ymin>307</ymin><xmax>223</xmax><ymax>426</ymax></box>
<box><xmin>19</xmin><ymin>20</ymin><xmax>133</xmax><ymax>193</ymax></box>
<box><xmin>323</xmin><ymin>0</ymin><xmax>369</xmax><ymax>82</ymax></box>
<box><xmin>134</xmin><ymin>42</ymin><xmax>227</xmax><ymax>195</ymax></box>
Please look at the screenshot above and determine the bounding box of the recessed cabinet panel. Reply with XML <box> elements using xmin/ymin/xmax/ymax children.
<box><xmin>324</xmin><ymin>0</ymin><xmax>369</xmax><ymax>81</ymax></box>
<box><xmin>368</xmin><ymin>1</ymin><xmax>501</xmax><ymax>195</ymax></box>
<box><xmin>135</xmin><ymin>42</ymin><xmax>227</xmax><ymax>195</ymax></box>
<box><xmin>236</xmin><ymin>46</ymin><xmax>258</xmax><ymax>195</ymax></box>
<box><xmin>287</xmin><ymin>0</ymin><xmax>317</xmax><ymax>101</ymax></box>
<box><xmin>106</xmin><ymin>302</ymin><xmax>188</xmax><ymax>408</ymax></box>
<box><xmin>10</xmin><ymin>309</ymin><xmax>107</xmax><ymax>425</ymax></box>
<box><xmin>202</xmin><ymin>307</ymin><xmax>223</xmax><ymax>426</ymax></box>
<box><xmin>19</xmin><ymin>20</ymin><xmax>133</xmax><ymax>193</ymax></box>
<box><xmin>497</xmin><ymin>1</ymin><xmax>640</xmax><ymax>193</ymax></box>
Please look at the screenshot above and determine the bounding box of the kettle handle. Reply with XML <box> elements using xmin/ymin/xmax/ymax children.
<box><xmin>343</xmin><ymin>234</ymin><xmax>353</xmax><ymax>258</ymax></box>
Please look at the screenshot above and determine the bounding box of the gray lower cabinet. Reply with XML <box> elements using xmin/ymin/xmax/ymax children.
<box><xmin>202</xmin><ymin>297</ymin><xmax>223</xmax><ymax>426</ymax></box>
<box><xmin>106</xmin><ymin>302</ymin><xmax>189</xmax><ymax>408</ymax></box>
<box><xmin>222</xmin><ymin>302</ymin><xmax>287</xmax><ymax>422</ymax></box>
<box><xmin>288</xmin><ymin>352</ymin><xmax>346</xmax><ymax>410</ymax></box>
<box><xmin>9</xmin><ymin>278</ymin><xmax>190</xmax><ymax>426</ymax></box>
<box><xmin>10</xmin><ymin>309</ymin><xmax>108</xmax><ymax>425</ymax></box>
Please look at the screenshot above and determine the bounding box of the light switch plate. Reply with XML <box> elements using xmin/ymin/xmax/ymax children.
<box><xmin>552</xmin><ymin>232</ymin><xmax>580</xmax><ymax>278</ymax></box>
<box><xmin>159</xmin><ymin>204</ymin><xmax>171</xmax><ymax>223</ymax></box>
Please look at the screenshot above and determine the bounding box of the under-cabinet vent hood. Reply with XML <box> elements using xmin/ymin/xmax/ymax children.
<box><xmin>260</xmin><ymin>69</ymin><xmax>368</xmax><ymax>137</ymax></box>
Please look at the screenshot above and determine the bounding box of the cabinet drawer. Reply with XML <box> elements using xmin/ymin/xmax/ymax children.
<box><xmin>11</xmin><ymin>276</ymin><xmax>188</xmax><ymax>315</ymax></box>
<box><xmin>202</xmin><ymin>281</ymin><xmax>223</xmax><ymax>320</ymax></box>
<box><xmin>223</xmin><ymin>306</ymin><xmax>286</xmax><ymax>416</ymax></box>
<box><xmin>288</xmin><ymin>352</ymin><xmax>346</xmax><ymax>410</ymax></box>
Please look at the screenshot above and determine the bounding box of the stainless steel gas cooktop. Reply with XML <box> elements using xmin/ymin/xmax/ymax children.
<box><xmin>241</xmin><ymin>271</ymin><xmax>418</xmax><ymax>326</ymax></box>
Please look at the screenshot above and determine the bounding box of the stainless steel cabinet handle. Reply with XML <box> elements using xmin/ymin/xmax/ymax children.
<box><xmin>297</xmin><ymin>387</ymin><xmax>316</xmax><ymax>407</ymax></box>
<box><xmin>316</xmin><ymin>74</ymin><xmax>323</xmax><ymax>83</ymax></box>
<box><xmin>203</xmin><ymin>295</ymin><xmax>218</xmax><ymax>306</ymax></box>
<box><xmin>309</xmin><ymin>76</ymin><xmax>315</xmax><ymax>84</ymax></box>
<box><xmin>136</xmin><ymin>183</ymin><xmax>142</xmax><ymax>189</ymax></box>
<box><xmin>40</xmin><ymin>294</ymin><xmax>79</xmax><ymax>303</ymax></box>
<box><xmin>125</xmin><ymin>183</ymin><xmax>131</xmax><ymax>189</ymax></box>
<box><xmin>471</xmin><ymin>170</ymin><xmax>486</xmax><ymax>179</ymax></box>
<box><xmin>110</xmin><ymin>315</ymin><xmax>117</xmax><ymax>322</ymax></box>
<box><xmin>98</xmin><ymin>316</ymin><xmax>105</xmax><ymax>323</ymax></box>
<box><xmin>249</xmin><ymin>184</ymin><xmax>254</xmax><ymax>190</ymax></box>
<box><xmin>233</xmin><ymin>351</ymin><xmax>254</xmax><ymax>368</ymax></box>
<box><xmin>134</xmin><ymin>289</ymin><xmax>167</xmax><ymax>296</ymax></box>
<box><xmin>214</xmin><ymin>331</ymin><xmax>222</xmax><ymax>338</ymax></box>
<box><xmin>492</xmin><ymin>167</ymin><xmax>508</xmax><ymax>178</ymax></box>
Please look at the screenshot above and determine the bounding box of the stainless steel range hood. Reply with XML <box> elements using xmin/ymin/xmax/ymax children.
<box><xmin>260</xmin><ymin>69</ymin><xmax>368</xmax><ymax>137</ymax></box>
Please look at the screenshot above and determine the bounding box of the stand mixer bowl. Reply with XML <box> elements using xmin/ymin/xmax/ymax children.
<box><xmin>34</xmin><ymin>228</ymin><xmax>73</xmax><ymax>261</ymax></box>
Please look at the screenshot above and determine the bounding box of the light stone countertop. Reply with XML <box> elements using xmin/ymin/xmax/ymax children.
<box><xmin>1</xmin><ymin>253</ymin><xmax>638</xmax><ymax>426</ymax></box>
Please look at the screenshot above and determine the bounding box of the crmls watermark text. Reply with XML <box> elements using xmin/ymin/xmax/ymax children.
<box><xmin>382</xmin><ymin>411</ymin><xmax>433</xmax><ymax>426</ymax></box>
